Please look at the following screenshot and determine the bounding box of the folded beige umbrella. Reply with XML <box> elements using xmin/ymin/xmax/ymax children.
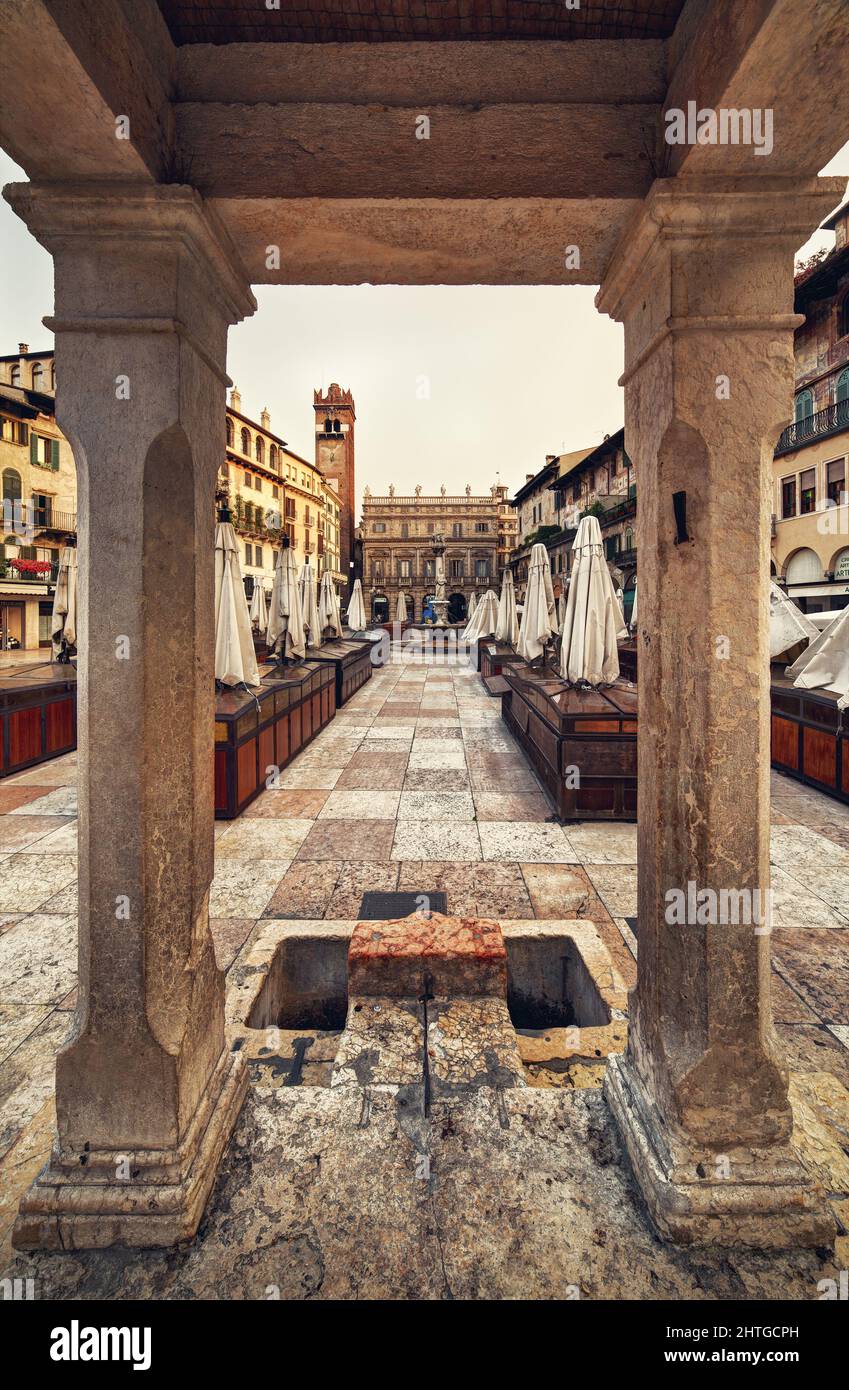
<box><xmin>395</xmin><ymin>590</ymin><xmax>408</xmax><ymax>623</ymax></box>
<box><xmin>318</xmin><ymin>570</ymin><xmax>343</xmax><ymax>639</ymax></box>
<box><xmin>51</xmin><ymin>544</ymin><xmax>77</xmax><ymax>661</ymax></box>
<box><xmin>299</xmin><ymin>559</ymin><xmax>322</xmax><ymax>646</ymax></box>
<box><xmin>787</xmin><ymin>601</ymin><xmax>849</xmax><ymax>705</ymax></box>
<box><xmin>347</xmin><ymin>578</ymin><xmax>367</xmax><ymax>632</ymax></box>
<box><xmin>462</xmin><ymin>588</ymin><xmax>499</xmax><ymax>643</ymax></box>
<box><xmin>495</xmin><ymin>568</ymin><xmax>519</xmax><ymax>646</ymax></box>
<box><xmin>249</xmin><ymin>580</ymin><xmax>268</xmax><ymax>630</ymax></box>
<box><xmin>770</xmin><ymin>581</ymin><xmax>817</xmax><ymax>660</ymax></box>
<box><xmin>559</xmin><ymin>515</ymin><xmax>624</xmax><ymax>684</ymax></box>
<box><xmin>467</xmin><ymin>592</ymin><xmax>478</xmax><ymax>619</ymax></box>
<box><xmin>267</xmin><ymin>545</ymin><xmax>306</xmax><ymax>662</ymax></box>
<box><xmin>214</xmin><ymin>521</ymin><xmax>260</xmax><ymax>686</ymax></box>
<box><xmin>517</xmin><ymin>542</ymin><xmax>557</xmax><ymax>662</ymax></box>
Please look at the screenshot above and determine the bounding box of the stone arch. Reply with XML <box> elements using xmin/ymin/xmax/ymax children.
<box><xmin>448</xmin><ymin>591</ymin><xmax>467</xmax><ymax>622</ymax></box>
<box><xmin>784</xmin><ymin>547</ymin><xmax>824</xmax><ymax>585</ymax></box>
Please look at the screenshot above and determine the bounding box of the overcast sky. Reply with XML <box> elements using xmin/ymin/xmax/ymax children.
<box><xmin>2</xmin><ymin>143</ymin><xmax>847</xmax><ymax>517</ymax></box>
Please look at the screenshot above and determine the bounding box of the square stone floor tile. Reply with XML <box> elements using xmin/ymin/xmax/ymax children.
<box><xmin>378</xmin><ymin>704</ymin><xmax>420</xmax><ymax>717</ymax></box>
<box><xmin>479</xmin><ymin>821</ymin><xmax>575</xmax><ymax>864</ymax></box>
<box><xmin>318</xmin><ymin>790</ymin><xmax>401</xmax><ymax>820</ymax></box>
<box><xmin>397</xmin><ymin>791</ymin><xmax>476</xmax><ymax>821</ymax></box>
<box><xmin>0</xmin><ymin>854</ymin><xmax>77</xmax><ymax>913</ymax></box>
<box><xmin>324</xmin><ymin>863</ymin><xmax>401</xmax><ymax>917</ymax></box>
<box><xmin>408</xmin><ymin>741</ymin><xmax>467</xmax><ymax>771</ymax></box>
<box><xmin>296</xmin><ymin>820</ymin><xmax>396</xmax><ymax>862</ymax></box>
<box><xmin>0</xmin><ymin>913</ymin><xmax>77</xmax><ymax>1007</ymax></box>
<box><xmin>262</xmin><ymin>861</ymin><xmax>342</xmax><ymax>917</ymax></box>
<box><xmin>243</xmin><ymin>789</ymin><xmax>329</xmax><ymax>818</ymax></box>
<box><xmin>402</xmin><ymin>769</ymin><xmax>471</xmax><ymax>793</ymax></box>
<box><xmin>770</xmin><ymin>824</ymin><xmax>849</xmax><ymax>868</ymax></box>
<box><xmin>392</xmin><ymin>821</ymin><xmax>482</xmax><ymax>862</ymax></box>
<box><xmin>9</xmin><ymin>787</ymin><xmax>77</xmax><ymax>817</ymax></box>
<box><xmin>0</xmin><ymin>786</ymin><xmax>60</xmax><ymax>814</ymax></box>
<box><xmin>773</xmin><ymin>928</ymin><xmax>849</xmax><ymax>1024</ymax></box>
<box><xmin>473</xmin><ymin>792</ymin><xmax>550</xmax><ymax>821</ymax></box>
<box><xmin>776</xmin><ymin>864</ymin><xmax>849</xmax><ymax>919</ymax></box>
<box><xmin>275</xmin><ymin>766</ymin><xmax>344</xmax><ymax>790</ymax></box>
<box><xmin>0</xmin><ymin>1010</ymin><xmax>71</xmax><ymax>1166</ymax></box>
<box><xmin>0</xmin><ymin>816</ymin><xmax>72</xmax><ymax>852</ymax></box>
<box><xmin>565</xmin><ymin>824</ymin><xmax>638</xmax><ymax>865</ymax></box>
<box><xmin>18</xmin><ymin>821</ymin><xmax>78</xmax><ymax>854</ymax></box>
<box><xmin>467</xmin><ymin>768</ymin><xmax>541</xmax><ymax>793</ymax></box>
<box><xmin>365</xmin><ymin>725</ymin><xmax>415</xmax><ymax>741</ymax></box>
<box><xmin>769</xmin><ymin>866</ymin><xmax>849</xmax><ymax>929</ymax></box>
<box><xmin>583</xmin><ymin>864</ymin><xmax>638</xmax><ymax>919</ymax></box>
<box><xmin>336</xmin><ymin>753</ymin><xmax>409</xmax><ymax>790</ymax></box>
<box><xmin>777</xmin><ymin>1022</ymin><xmax>849</xmax><ymax>1090</ymax></box>
<box><xmin>808</xmin><ymin>822</ymin><xmax>849</xmax><ymax>851</ymax></box>
<box><xmin>40</xmin><ymin>882</ymin><xmax>78</xmax><ymax>915</ymax></box>
<box><xmin>413</xmin><ymin>726</ymin><xmax>463</xmax><ymax>740</ymax></box>
<box><xmin>209</xmin><ymin>918</ymin><xmax>256</xmax><ymax>974</ymax></box>
<box><xmin>519</xmin><ymin>863</ymin><xmax>600</xmax><ymax>919</ymax></box>
<box><xmin>396</xmin><ymin>860</ymin><xmax>533</xmax><ymax>918</ymax></box>
<box><xmin>215</xmin><ymin>819</ymin><xmax>312</xmax><ymax>858</ymax></box>
<box><xmin>0</xmin><ymin>1004</ymin><xmax>52</xmax><ymax>1066</ymax></box>
<box><xmin>770</xmin><ymin>969</ymin><xmax>820</xmax><ymax>1025</ymax></box>
<box><xmin>209</xmin><ymin>859</ymin><xmax>292</xmax><ymax>917</ymax></box>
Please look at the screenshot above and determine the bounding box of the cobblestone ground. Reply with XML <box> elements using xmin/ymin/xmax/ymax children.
<box><xmin>1</xmin><ymin>654</ymin><xmax>848</xmax><ymax>1283</ymax></box>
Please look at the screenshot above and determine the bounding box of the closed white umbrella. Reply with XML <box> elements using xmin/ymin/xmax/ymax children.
<box><xmin>300</xmin><ymin>559</ymin><xmax>321</xmax><ymax>646</ymax></box>
<box><xmin>517</xmin><ymin>542</ymin><xmax>557</xmax><ymax>663</ymax></box>
<box><xmin>249</xmin><ymin>580</ymin><xmax>268</xmax><ymax>630</ymax></box>
<box><xmin>770</xmin><ymin>582</ymin><xmax>817</xmax><ymax>660</ymax></box>
<box><xmin>347</xmin><ymin>578</ymin><xmax>367</xmax><ymax>632</ymax></box>
<box><xmin>495</xmin><ymin>568</ymin><xmax>519</xmax><ymax>646</ymax></box>
<box><xmin>318</xmin><ymin>570</ymin><xmax>343</xmax><ymax>639</ymax></box>
<box><xmin>215</xmin><ymin>521</ymin><xmax>260</xmax><ymax>687</ymax></box>
<box><xmin>51</xmin><ymin>544</ymin><xmax>77</xmax><ymax>661</ymax></box>
<box><xmin>267</xmin><ymin>544</ymin><xmax>306</xmax><ymax>662</ymax></box>
<box><xmin>787</xmin><ymin>601</ymin><xmax>849</xmax><ymax>701</ymax></box>
<box><xmin>395</xmin><ymin>590</ymin><xmax>408</xmax><ymax>623</ymax></box>
<box><xmin>467</xmin><ymin>592</ymin><xmax>478</xmax><ymax>619</ymax></box>
<box><xmin>629</xmin><ymin>577</ymin><xmax>638</xmax><ymax>632</ymax></box>
<box><xmin>559</xmin><ymin>515</ymin><xmax>624</xmax><ymax>684</ymax></box>
<box><xmin>462</xmin><ymin>588</ymin><xmax>499</xmax><ymax>643</ymax></box>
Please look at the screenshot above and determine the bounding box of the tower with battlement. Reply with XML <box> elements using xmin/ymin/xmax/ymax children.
<box><xmin>314</xmin><ymin>384</ymin><xmax>356</xmax><ymax>590</ymax></box>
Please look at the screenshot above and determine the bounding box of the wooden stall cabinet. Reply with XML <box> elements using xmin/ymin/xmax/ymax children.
<box><xmin>770</xmin><ymin>671</ymin><xmax>849</xmax><ymax>805</ymax></box>
<box><xmin>0</xmin><ymin>663</ymin><xmax>77</xmax><ymax>778</ymax></box>
<box><xmin>304</xmin><ymin>639</ymin><xmax>373</xmax><ymax>707</ymax></box>
<box><xmin>502</xmin><ymin>664</ymin><xmax>637</xmax><ymax>821</ymax></box>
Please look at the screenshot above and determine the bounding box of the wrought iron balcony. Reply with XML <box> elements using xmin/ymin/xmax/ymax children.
<box><xmin>31</xmin><ymin>508</ymin><xmax>77</xmax><ymax>534</ymax></box>
<box><xmin>775</xmin><ymin>400</ymin><xmax>849</xmax><ymax>456</ymax></box>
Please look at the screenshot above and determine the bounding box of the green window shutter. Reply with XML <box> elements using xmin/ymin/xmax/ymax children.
<box><xmin>51</xmin><ymin>439</ymin><xmax>60</xmax><ymax>470</ymax></box>
<box><xmin>30</xmin><ymin>433</ymin><xmax>38</xmax><ymax>465</ymax></box>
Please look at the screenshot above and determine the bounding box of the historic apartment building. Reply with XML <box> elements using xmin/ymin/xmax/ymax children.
<box><xmin>361</xmin><ymin>482</ymin><xmax>513</xmax><ymax>623</ymax></box>
<box><xmin>222</xmin><ymin>387</ymin><xmax>343</xmax><ymax>603</ymax></box>
<box><xmin>0</xmin><ymin>345</ymin><xmax>76</xmax><ymax>649</ymax></box>
<box><xmin>772</xmin><ymin>198</ymin><xmax>849</xmax><ymax>612</ymax></box>
<box><xmin>315</xmin><ymin>383</ymin><xmax>356</xmax><ymax>591</ymax></box>
<box><xmin>509</xmin><ymin>434</ymin><xmax>636</xmax><ymax>619</ymax></box>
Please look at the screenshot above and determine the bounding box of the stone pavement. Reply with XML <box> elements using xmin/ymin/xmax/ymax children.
<box><xmin>1</xmin><ymin>654</ymin><xmax>848</xmax><ymax>1293</ymax></box>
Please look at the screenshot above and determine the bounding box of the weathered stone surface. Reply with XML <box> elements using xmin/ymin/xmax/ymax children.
<box><xmin>349</xmin><ymin>914</ymin><xmax>507</xmax><ymax>999</ymax></box>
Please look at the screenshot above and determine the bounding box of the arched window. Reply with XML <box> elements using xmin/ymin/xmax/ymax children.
<box><xmin>269</xmin><ymin>444</ymin><xmax>277</xmax><ymax>469</ymax></box>
<box><xmin>240</xmin><ymin>427</ymin><xmax>250</xmax><ymax>456</ymax></box>
<box><xmin>50</xmin><ymin>361</ymin><xmax>56</xmax><ymax>389</ymax></box>
<box><xmin>10</xmin><ymin>364</ymin><xmax>20</xmax><ymax>387</ymax></box>
<box><xmin>31</xmin><ymin>362</ymin><xmax>43</xmax><ymax>390</ymax></box>
<box><xmin>2</xmin><ymin>469</ymin><xmax>22</xmax><ymax>501</ymax></box>
<box><xmin>794</xmin><ymin>390</ymin><xmax>814</xmax><ymax>430</ymax></box>
<box><xmin>226</xmin><ymin>416</ymin><xmax>234</xmax><ymax>447</ymax></box>
<box><xmin>324</xmin><ymin>417</ymin><xmax>332</xmax><ymax>432</ymax></box>
<box><xmin>785</xmin><ymin>547</ymin><xmax>824</xmax><ymax>585</ymax></box>
<box><xmin>333</xmin><ymin>420</ymin><xmax>341</xmax><ymax>433</ymax></box>
<box><xmin>255</xmin><ymin>436</ymin><xmax>264</xmax><ymax>464</ymax></box>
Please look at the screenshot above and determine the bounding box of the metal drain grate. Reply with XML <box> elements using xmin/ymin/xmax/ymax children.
<box><xmin>358</xmin><ymin>891</ymin><xmax>448</xmax><ymax>920</ymax></box>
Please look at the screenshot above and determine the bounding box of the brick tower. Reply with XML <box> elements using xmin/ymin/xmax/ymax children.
<box><xmin>314</xmin><ymin>383</ymin><xmax>356</xmax><ymax>591</ymax></box>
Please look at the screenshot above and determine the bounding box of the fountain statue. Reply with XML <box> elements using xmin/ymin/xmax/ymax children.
<box><xmin>431</xmin><ymin>532</ymin><xmax>450</xmax><ymax>628</ymax></box>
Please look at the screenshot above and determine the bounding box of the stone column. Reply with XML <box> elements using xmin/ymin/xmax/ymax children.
<box><xmin>596</xmin><ymin>177</ymin><xmax>842</xmax><ymax>1247</ymax></box>
<box><xmin>5</xmin><ymin>184</ymin><xmax>256</xmax><ymax>1250</ymax></box>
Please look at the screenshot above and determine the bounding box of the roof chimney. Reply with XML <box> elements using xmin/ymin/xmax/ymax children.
<box><xmin>261</xmin><ymin>407</ymin><xmax>270</xmax><ymax>430</ymax></box>
<box><xmin>18</xmin><ymin>343</ymin><xmax>28</xmax><ymax>355</ymax></box>
<box><xmin>230</xmin><ymin>385</ymin><xmax>242</xmax><ymax>412</ymax></box>
<box><xmin>526</xmin><ymin>473</ymin><xmax>534</xmax><ymax>482</ymax></box>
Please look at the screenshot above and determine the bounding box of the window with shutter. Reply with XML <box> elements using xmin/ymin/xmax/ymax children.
<box><xmin>51</xmin><ymin>439</ymin><xmax>60</xmax><ymax>470</ymax></box>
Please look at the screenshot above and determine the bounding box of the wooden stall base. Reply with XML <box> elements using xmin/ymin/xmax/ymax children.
<box><xmin>770</xmin><ymin>670</ymin><xmax>849</xmax><ymax>806</ymax></box>
<box><xmin>0</xmin><ymin>662</ymin><xmax>77</xmax><ymax>778</ymax></box>
<box><xmin>502</xmin><ymin>663</ymin><xmax>637</xmax><ymax>822</ymax></box>
<box><xmin>304</xmin><ymin>639</ymin><xmax>373</xmax><ymax>707</ymax></box>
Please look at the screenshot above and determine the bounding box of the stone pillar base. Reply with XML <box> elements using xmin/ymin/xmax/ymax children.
<box><xmin>604</xmin><ymin>1053</ymin><xmax>835</xmax><ymax>1250</ymax></box>
<box><xmin>12</xmin><ymin>1048</ymin><xmax>247</xmax><ymax>1252</ymax></box>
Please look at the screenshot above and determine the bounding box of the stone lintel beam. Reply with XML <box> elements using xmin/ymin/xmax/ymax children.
<box><xmin>597</xmin><ymin>175</ymin><xmax>843</xmax><ymax>1249</ymax></box>
<box><xmin>0</xmin><ymin>0</ymin><xmax>176</xmax><ymax>182</ymax></box>
<box><xmin>5</xmin><ymin>182</ymin><xmax>254</xmax><ymax>1251</ymax></box>
<box><xmin>664</xmin><ymin>0</ymin><xmax>849</xmax><ymax>178</ymax></box>
<box><xmin>176</xmin><ymin>38</ymin><xmax>667</xmax><ymax>106</ymax></box>
<box><xmin>178</xmin><ymin>101</ymin><xmax>656</xmax><ymax>202</ymax></box>
<box><xmin>210</xmin><ymin>195</ymin><xmax>639</xmax><ymax>286</ymax></box>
